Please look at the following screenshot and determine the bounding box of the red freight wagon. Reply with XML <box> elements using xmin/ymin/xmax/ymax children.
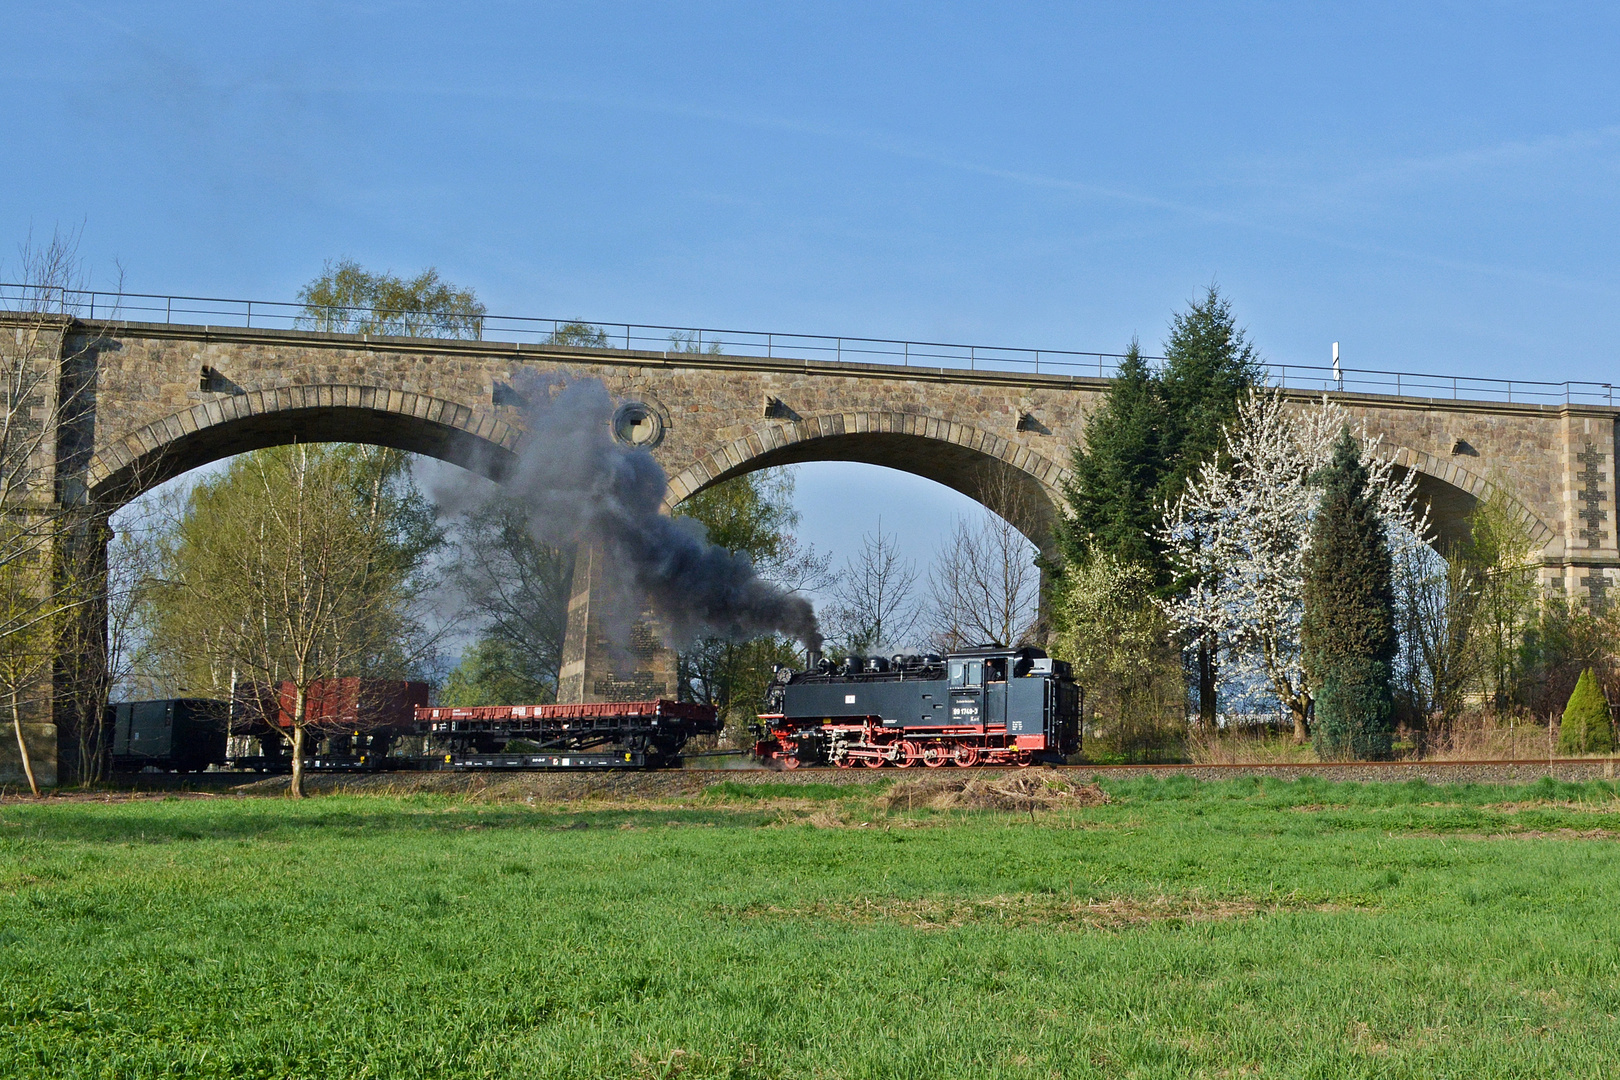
<box><xmin>279</xmin><ymin>677</ymin><xmax>429</xmax><ymax>732</ymax></box>
<box><xmin>228</xmin><ymin>678</ymin><xmax>429</xmax><ymax>772</ymax></box>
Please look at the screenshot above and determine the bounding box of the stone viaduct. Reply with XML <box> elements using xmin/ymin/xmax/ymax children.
<box><xmin>3</xmin><ymin>312</ymin><xmax>1616</xmax><ymax>784</ymax></box>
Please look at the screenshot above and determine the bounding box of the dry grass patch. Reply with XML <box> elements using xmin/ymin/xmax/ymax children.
<box><xmin>1485</xmin><ymin>799</ymin><xmax>1620</xmax><ymax>814</ymax></box>
<box><xmin>874</xmin><ymin>768</ymin><xmax>1111</xmax><ymax>812</ymax></box>
<box><xmin>1407</xmin><ymin>828</ymin><xmax>1620</xmax><ymax>842</ymax></box>
<box><xmin>728</xmin><ymin>892</ymin><xmax>1333</xmax><ymax>930</ymax></box>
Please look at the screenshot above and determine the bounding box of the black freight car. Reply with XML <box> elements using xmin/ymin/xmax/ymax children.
<box><xmin>755</xmin><ymin>645</ymin><xmax>1081</xmax><ymax>768</ymax></box>
<box><xmin>108</xmin><ymin>699</ymin><xmax>229</xmax><ymax>773</ymax></box>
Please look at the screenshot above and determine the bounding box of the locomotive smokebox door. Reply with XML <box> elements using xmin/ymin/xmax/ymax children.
<box><xmin>948</xmin><ymin>658</ymin><xmax>984</xmax><ymax>725</ymax></box>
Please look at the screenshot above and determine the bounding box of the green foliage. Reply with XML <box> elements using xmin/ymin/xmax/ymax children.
<box><xmin>1155</xmin><ymin>285</ymin><xmax>1264</xmax><ymax>508</ymax></box>
<box><xmin>1392</xmin><ymin>546</ymin><xmax>1481</xmax><ymax>727</ymax></box>
<box><xmin>439</xmin><ymin>638</ymin><xmax>552</xmax><ymax>707</ymax></box>
<box><xmin>677</xmin><ymin>470</ymin><xmax>795</xmax><ymax>568</ymax></box>
<box><xmin>5</xmin><ymin>783</ymin><xmax>1620</xmax><ymax>1076</ymax></box>
<box><xmin>1557</xmin><ymin>668</ymin><xmax>1615</xmax><ymax>755</ymax></box>
<box><xmin>296</xmin><ymin>258</ymin><xmax>485</xmax><ymax>339</ymax></box>
<box><xmin>1464</xmin><ymin>488</ymin><xmax>1542</xmax><ymax>709</ymax></box>
<box><xmin>1303</xmin><ymin>429</ymin><xmax>1397</xmax><ymax>759</ymax></box>
<box><xmin>676</xmin><ymin>471</ymin><xmax>808</xmax><ymax>728</ymax></box>
<box><xmin>1060</xmin><ymin>287</ymin><xmax>1261</xmax><ymax>585</ymax></box>
<box><xmin>1059</xmin><ymin>344</ymin><xmax>1170</xmax><ymax>577</ymax></box>
<box><xmin>1050</xmin><ymin>551</ymin><xmax>1186</xmax><ymax>761</ymax></box>
<box><xmin>1057</xmin><ymin>287</ymin><xmax>1260</xmax><ymax>726</ymax></box>
<box><xmin>667</xmin><ymin>329</ymin><xmax>725</xmax><ymax>355</ymax></box>
<box><xmin>135</xmin><ymin>445</ymin><xmax>442</xmax><ymax>698</ymax></box>
<box><xmin>546</xmin><ymin>321</ymin><xmax>610</xmax><ymax>348</ymax></box>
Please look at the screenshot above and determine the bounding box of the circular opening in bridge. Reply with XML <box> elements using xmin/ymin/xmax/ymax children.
<box><xmin>612</xmin><ymin>402</ymin><xmax>663</xmax><ymax>448</ymax></box>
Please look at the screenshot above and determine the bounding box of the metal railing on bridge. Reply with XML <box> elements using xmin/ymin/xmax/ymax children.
<box><xmin>2</xmin><ymin>282</ymin><xmax>1613</xmax><ymax>408</ymax></box>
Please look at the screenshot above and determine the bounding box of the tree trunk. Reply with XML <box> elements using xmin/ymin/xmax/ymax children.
<box><xmin>10</xmin><ymin>685</ymin><xmax>39</xmax><ymax>798</ymax></box>
<box><xmin>1290</xmin><ymin>700</ymin><xmax>1310</xmax><ymax>744</ymax></box>
<box><xmin>289</xmin><ymin>723</ymin><xmax>305</xmax><ymax>799</ymax></box>
<box><xmin>1197</xmin><ymin>636</ymin><xmax>1218</xmax><ymax>729</ymax></box>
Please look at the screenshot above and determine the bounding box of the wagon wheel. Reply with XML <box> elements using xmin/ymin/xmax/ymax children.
<box><xmin>951</xmin><ymin>744</ymin><xmax>980</xmax><ymax>768</ymax></box>
<box><xmin>1015</xmin><ymin>750</ymin><xmax>1033</xmax><ymax>768</ymax></box>
<box><xmin>922</xmin><ymin>743</ymin><xmax>948</xmax><ymax>768</ymax></box>
<box><xmin>897</xmin><ymin>740</ymin><xmax>922</xmax><ymax>768</ymax></box>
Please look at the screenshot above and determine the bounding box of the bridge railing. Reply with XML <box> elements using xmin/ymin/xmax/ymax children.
<box><xmin>2</xmin><ymin>283</ymin><xmax>1614</xmax><ymax>407</ymax></box>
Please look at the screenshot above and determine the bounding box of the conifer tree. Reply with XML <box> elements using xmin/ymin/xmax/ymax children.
<box><xmin>1302</xmin><ymin>428</ymin><xmax>1397</xmax><ymax>759</ymax></box>
<box><xmin>1058</xmin><ymin>343</ymin><xmax>1170</xmax><ymax>580</ymax></box>
<box><xmin>1157</xmin><ymin>286</ymin><xmax>1262</xmax><ymax>722</ymax></box>
<box><xmin>1059</xmin><ymin>287</ymin><xmax>1262</xmax><ymax>725</ymax></box>
<box><xmin>1557</xmin><ymin>667</ymin><xmax>1615</xmax><ymax>755</ymax></box>
<box><xmin>1156</xmin><ymin>286</ymin><xmax>1264</xmax><ymax>510</ymax></box>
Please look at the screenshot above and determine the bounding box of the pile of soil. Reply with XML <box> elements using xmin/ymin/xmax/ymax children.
<box><xmin>876</xmin><ymin>768</ymin><xmax>1111</xmax><ymax>812</ymax></box>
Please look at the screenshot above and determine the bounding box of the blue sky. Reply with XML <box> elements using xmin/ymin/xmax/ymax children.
<box><xmin>6</xmin><ymin>1</ymin><xmax>1619</xmax><ymax>602</ymax></box>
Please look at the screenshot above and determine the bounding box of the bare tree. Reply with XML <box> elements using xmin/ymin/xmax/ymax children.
<box><xmin>1394</xmin><ymin>547</ymin><xmax>1482</xmax><ymax>729</ymax></box>
<box><xmin>445</xmin><ymin>496</ymin><xmax>574</xmax><ymax>701</ymax></box>
<box><xmin>826</xmin><ymin>524</ymin><xmax>919</xmax><ymax>655</ymax></box>
<box><xmin>926</xmin><ymin>473</ymin><xmax>1042</xmax><ymax>651</ymax></box>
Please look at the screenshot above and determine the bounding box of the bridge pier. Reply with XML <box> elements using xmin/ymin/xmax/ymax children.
<box><xmin>556</xmin><ymin>541</ymin><xmax>680</xmax><ymax>704</ymax></box>
<box><xmin>1550</xmin><ymin>414</ymin><xmax>1617</xmax><ymax>606</ymax></box>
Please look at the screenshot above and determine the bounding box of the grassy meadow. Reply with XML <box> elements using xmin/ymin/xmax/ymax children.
<box><xmin>3</xmin><ymin>775</ymin><xmax>1620</xmax><ymax>1078</ymax></box>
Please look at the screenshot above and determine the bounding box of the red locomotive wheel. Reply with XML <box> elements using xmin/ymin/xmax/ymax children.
<box><xmin>835</xmin><ymin>755</ymin><xmax>854</xmax><ymax>769</ymax></box>
<box><xmin>922</xmin><ymin>743</ymin><xmax>948</xmax><ymax>768</ymax></box>
<box><xmin>1015</xmin><ymin>750</ymin><xmax>1033</xmax><ymax>767</ymax></box>
<box><xmin>951</xmin><ymin>744</ymin><xmax>980</xmax><ymax>768</ymax></box>
<box><xmin>897</xmin><ymin>740</ymin><xmax>922</xmax><ymax>768</ymax></box>
<box><xmin>780</xmin><ymin>756</ymin><xmax>800</xmax><ymax>770</ymax></box>
<box><xmin>860</xmin><ymin>754</ymin><xmax>884</xmax><ymax>768</ymax></box>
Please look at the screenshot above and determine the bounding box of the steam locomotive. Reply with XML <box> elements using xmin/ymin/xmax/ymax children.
<box><xmin>754</xmin><ymin>645</ymin><xmax>1082</xmax><ymax>768</ymax></box>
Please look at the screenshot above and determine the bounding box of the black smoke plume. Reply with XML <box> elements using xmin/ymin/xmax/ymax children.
<box><xmin>437</xmin><ymin>374</ymin><xmax>821</xmax><ymax>653</ymax></box>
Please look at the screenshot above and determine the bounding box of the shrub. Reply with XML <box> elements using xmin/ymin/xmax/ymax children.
<box><xmin>1557</xmin><ymin>668</ymin><xmax>1615</xmax><ymax>755</ymax></box>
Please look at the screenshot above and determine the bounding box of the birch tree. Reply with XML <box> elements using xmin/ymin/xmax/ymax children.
<box><xmin>144</xmin><ymin>445</ymin><xmax>437</xmax><ymax>796</ymax></box>
<box><xmin>1159</xmin><ymin>391</ymin><xmax>1429</xmax><ymax>741</ymax></box>
<box><xmin>0</xmin><ymin>227</ymin><xmax>119</xmax><ymax>792</ymax></box>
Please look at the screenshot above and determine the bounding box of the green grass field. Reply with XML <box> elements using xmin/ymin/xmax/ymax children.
<box><xmin>3</xmin><ymin>775</ymin><xmax>1619</xmax><ymax>1079</ymax></box>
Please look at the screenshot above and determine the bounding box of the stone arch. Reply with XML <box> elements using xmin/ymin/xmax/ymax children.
<box><xmin>1382</xmin><ymin>444</ymin><xmax>1555</xmax><ymax>554</ymax></box>
<box><xmin>662</xmin><ymin>412</ymin><xmax>1070</xmax><ymax>555</ymax></box>
<box><xmin>86</xmin><ymin>383</ymin><xmax>518</xmax><ymax>504</ymax></box>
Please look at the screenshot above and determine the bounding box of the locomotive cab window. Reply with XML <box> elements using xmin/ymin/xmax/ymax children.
<box><xmin>950</xmin><ymin>660</ymin><xmax>984</xmax><ymax>688</ymax></box>
<box><xmin>985</xmin><ymin>658</ymin><xmax>1006</xmax><ymax>682</ymax></box>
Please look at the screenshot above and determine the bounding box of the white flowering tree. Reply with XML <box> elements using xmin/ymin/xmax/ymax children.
<box><xmin>1160</xmin><ymin>391</ymin><xmax>1430</xmax><ymax>741</ymax></box>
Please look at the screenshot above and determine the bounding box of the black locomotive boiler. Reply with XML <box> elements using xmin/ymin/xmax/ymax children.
<box><xmin>755</xmin><ymin>645</ymin><xmax>1081</xmax><ymax>768</ymax></box>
